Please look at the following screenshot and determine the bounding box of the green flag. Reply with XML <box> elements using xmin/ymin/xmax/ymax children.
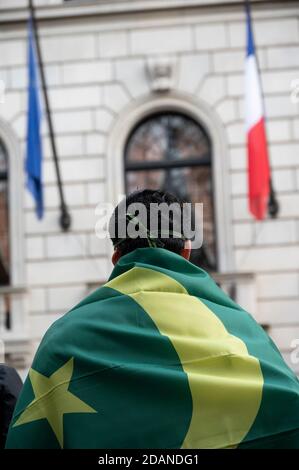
<box><xmin>6</xmin><ymin>248</ymin><xmax>299</xmax><ymax>448</ymax></box>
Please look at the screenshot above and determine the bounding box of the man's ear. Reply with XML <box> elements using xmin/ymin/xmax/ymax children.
<box><xmin>180</xmin><ymin>239</ymin><xmax>192</xmax><ymax>261</ymax></box>
<box><xmin>112</xmin><ymin>248</ymin><xmax>121</xmax><ymax>265</ymax></box>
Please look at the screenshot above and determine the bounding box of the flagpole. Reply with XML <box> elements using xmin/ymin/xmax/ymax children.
<box><xmin>245</xmin><ymin>0</ymin><xmax>279</xmax><ymax>219</ymax></box>
<box><xmin>28</xmin><ymin>0</ymin><xmax>71</xmax><ymax>231</ymax></box>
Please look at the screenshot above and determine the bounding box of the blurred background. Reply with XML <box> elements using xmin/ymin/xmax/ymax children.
<box><xmin>0</xmin><ymin>0</ymin><xmax>298</xmax><ymax>378</ymax></box>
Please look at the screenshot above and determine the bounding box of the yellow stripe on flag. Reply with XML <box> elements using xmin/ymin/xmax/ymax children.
<box><xmin>106</xmin><ymin>266</ymin><xmax>263</xmax><ymax>449</ymax></box>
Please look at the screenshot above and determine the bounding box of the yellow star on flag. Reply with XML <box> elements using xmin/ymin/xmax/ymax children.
<box><xmin>13</xmin><ymin>357</ymin><xmax>96</xmax><ymax>448</ymax></box>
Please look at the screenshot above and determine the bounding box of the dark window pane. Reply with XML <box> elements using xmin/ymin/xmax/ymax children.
<box><xmin>0</xmin><ymin>141</ymin><xmax>9</xmax><ymax>284</ymax></box>
<box><xmin>125</xmin><ymin>113</ymin><xmax>211</xmax><ymax>168</ymax></box>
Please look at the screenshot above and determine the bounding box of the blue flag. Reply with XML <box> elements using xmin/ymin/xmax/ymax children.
<box><xmin>25</xmin><ymin>17</ymin><xmax>44</xmax><ymax>219</ymax></box>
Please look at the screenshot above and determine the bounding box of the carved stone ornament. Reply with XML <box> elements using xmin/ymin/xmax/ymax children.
<box><xmin>146</xmin><ymin>56</ymin><xmax>177</xmax><ymax>92</ymax></box>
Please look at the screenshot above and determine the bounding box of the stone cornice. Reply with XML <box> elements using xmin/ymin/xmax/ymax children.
<box><xmin>0</xmin><ymin>0</ymin><xmax>296</xmax><ymax>25</ymax></box>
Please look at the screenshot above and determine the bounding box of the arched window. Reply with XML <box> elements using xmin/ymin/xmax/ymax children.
<box><xmin>124</xmin><ymin>112</ymin><xmax>217</xmax><ymax>271</ymax></box>
<box><xmin>0</xmin><ymin>140</ymin><xmax>9</xmax><ymax>286</ymax></box>
<box><xmin>0</xmin><ymin>122</ymin><xmax>26</xmax><ymax>345</ymax></box>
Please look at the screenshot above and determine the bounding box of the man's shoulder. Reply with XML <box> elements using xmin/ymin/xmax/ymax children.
<box><xmin>0</xmin><ymin>364</ymin><xmax>13</xmax><ymax>382</ymax></box>
<box><xmin>0</xmin><ymin>364</ymin><xmax>22</xmax><ymax>392</ymax></box>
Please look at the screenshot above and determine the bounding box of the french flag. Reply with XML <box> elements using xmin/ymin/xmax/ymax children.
<box><xmin>245</xmin><ymin>2</ymin><xmax>270</xmax><ymax>220</ymax></box>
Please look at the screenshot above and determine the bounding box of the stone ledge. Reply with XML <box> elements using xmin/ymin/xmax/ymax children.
<box><xmin>0</xmin><ymin>285</ymin><xmax>26</xmax><ymax>295</ymax></box>
<box><xmin>2</xmin><ymin>334</ymin><xmax>31</xmax><ymax>370</ymax></box>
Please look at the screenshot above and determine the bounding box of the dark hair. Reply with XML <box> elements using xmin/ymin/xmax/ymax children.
<box><xmin>109</xmin><ymin>189</ymin><xmax>189</xmax><ymax>256</ymax></box>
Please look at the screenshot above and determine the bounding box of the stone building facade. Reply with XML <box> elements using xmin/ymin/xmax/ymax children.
<box><xmin>0</xmin><ymin>0</ymin><xmax>299</xmax><ymax>375</ymax></box>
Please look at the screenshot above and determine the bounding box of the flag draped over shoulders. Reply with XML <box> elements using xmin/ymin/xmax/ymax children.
<box><xmin>6</xmin><ymin>248</ymin><xmax>299</xmax><ymax>449</ymax></box>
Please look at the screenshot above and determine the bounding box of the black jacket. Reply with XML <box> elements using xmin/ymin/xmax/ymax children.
<box><xmin>0</xmin><ymin>365</ymin><xmax>22</xmax><ymax>448</ymax></box>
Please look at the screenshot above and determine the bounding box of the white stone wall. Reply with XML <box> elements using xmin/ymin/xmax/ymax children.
<box><xmin>0</xmin><ymin>0</ymin><xmax>61</xmax><ymax>8</ymax></box>
<box><xmin>0</xmin><ymin>1</ymin><xmax>298</xmax><ymax>373</ymax></box>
